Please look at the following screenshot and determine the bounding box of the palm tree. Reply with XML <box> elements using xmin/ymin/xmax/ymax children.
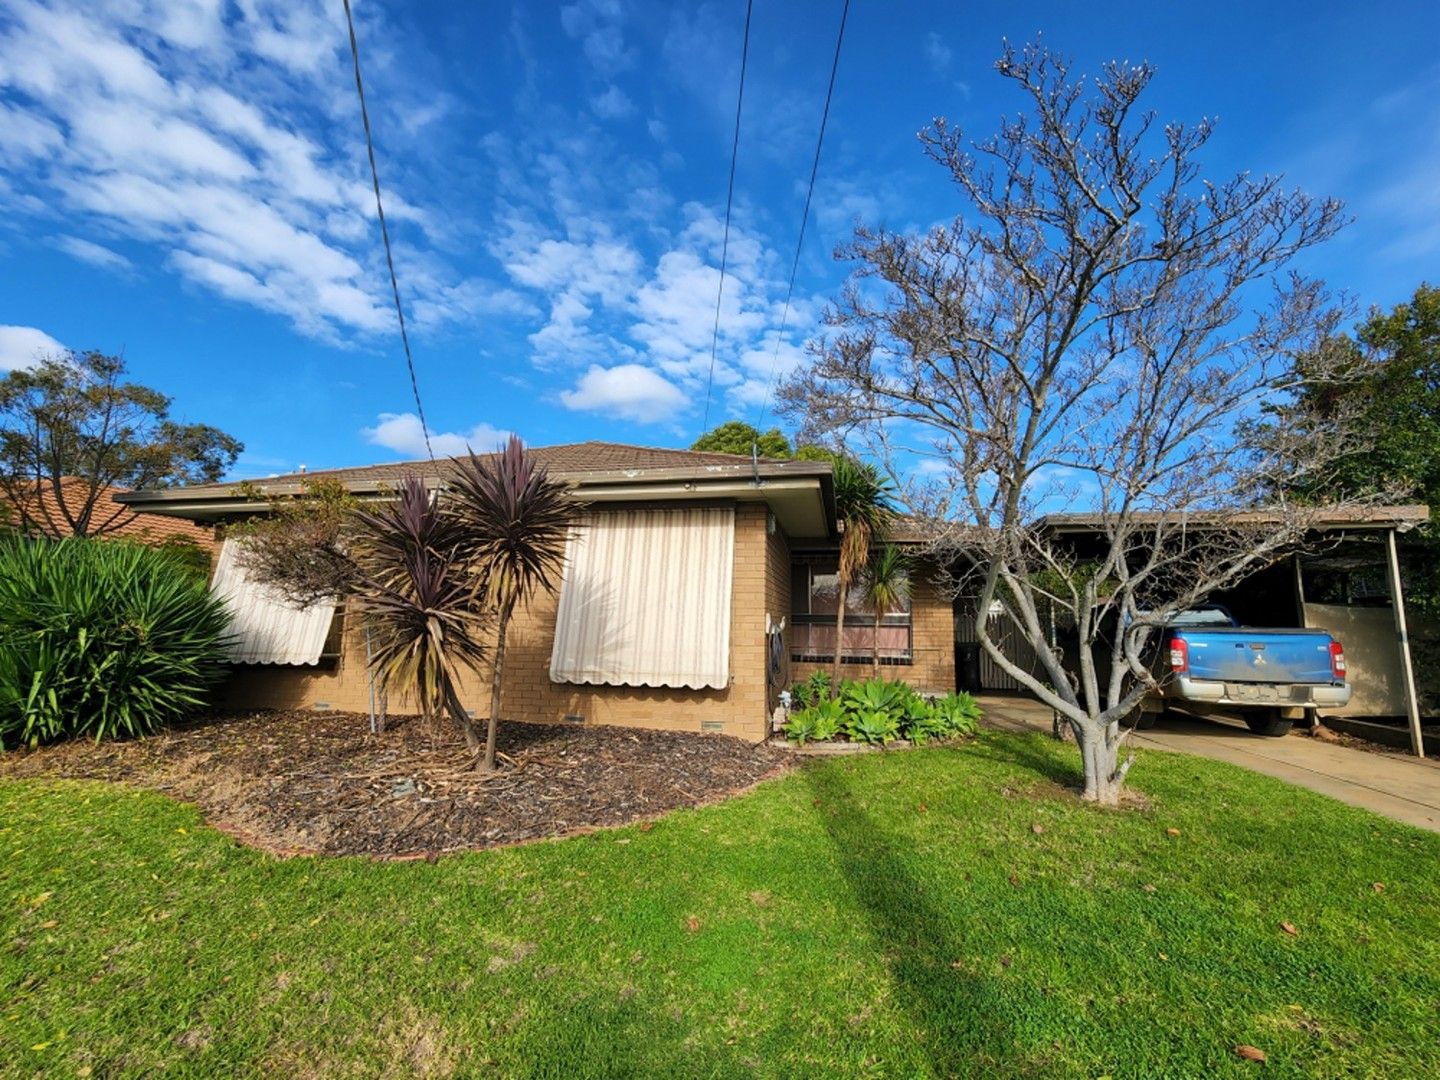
<box><xmin>351</xmin><ymin>477</ymin><xmax>489</xmax><ymax>752</ymax></box>
<box><xmin>829</xmin><ymin>458</ymin><xmax>893</xmax><ymax>689</ymax></box>
<box><xmin>450</xmin><ymin>436</ymin><xmax>577</xmax><ymax>771</ymax></box>
<box><xmin>862</xmin><ymin>543</ymin><xmax>911</xmax><ymax>676</ymax></box>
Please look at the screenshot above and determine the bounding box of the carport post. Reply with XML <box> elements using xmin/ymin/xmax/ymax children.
<box><xmin>1385</xmin><ymin>528</ymin><xmax>1425</xmax><ymax>758</ymax></box>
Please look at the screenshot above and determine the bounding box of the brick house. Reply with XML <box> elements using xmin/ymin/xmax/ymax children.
<box><xmin>117</xmin><ymin>442</ymin><xmax>957</xmax><ymax>742</ymax></box>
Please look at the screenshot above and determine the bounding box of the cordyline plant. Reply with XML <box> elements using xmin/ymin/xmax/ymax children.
<box><xmin>781</xmin><ymin>41</ymin><xmax>1377</xmax><ymax>805</ymax></box>
<box><xmin>349</xmin><ymin>477</ymin><xmax>490</xmax><ymax>753</ymax></box>
<box><xmin>451</xmin><ymin>435</ymin><xmax>577</xmax><ymax>771</ymax></box>
<box><xmin>234</xmin><ymin>440</ymin><xmax>578</xmax><ymax>769</ymax></box>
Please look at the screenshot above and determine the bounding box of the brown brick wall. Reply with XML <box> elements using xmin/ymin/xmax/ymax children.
<box><xmin>764</xmin><ymin>517</ymin><xmax>792</xmax><ymax>717</ymax></box>
<box><xmin>790</xmin><ymin>560</ymin><xmax>956</xmax><ymax>695</ymax></box>
<box><xmin>220</xmin><ymin>502</ymin><xmax>779</xmax><ymax>741</ymax></box>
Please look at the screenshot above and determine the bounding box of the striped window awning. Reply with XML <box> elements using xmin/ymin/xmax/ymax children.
<box><xmin>549</xmin><ymin>507</ymin><xmax>734</xmax><ymax>690</ymax></box>
<box><xmin>210</xmin><ymin>539</ymin><xmax>338</xmax><ymax>665</ymax></box>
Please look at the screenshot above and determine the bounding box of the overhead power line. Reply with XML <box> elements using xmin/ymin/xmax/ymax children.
<box><xmin>755</xmin><ymin>0</ymin><xmax>850</xmax><ymax>434</ymax></box>
<box><xmin>341</xmin><ymin>0</ymin><xmax>434</xmax><ymax>461</ymax></box>
<box><xmin>698</xmin><ymin>0</ymin><xmax>755</xmax><ymax>438</ymax></box>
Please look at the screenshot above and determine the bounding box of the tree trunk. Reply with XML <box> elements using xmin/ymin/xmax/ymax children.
<box><xmin>444</xmin><ymin>681</ymin><xmax>481</xmax><ymax>754</ymax></box>
<box><xmin>831</xmin><ymin>582</ymin><xmax>849</xmax><ymax>693</ymax></box>
<box><xmin>872</xmin><ymin>609</ymin><xmax>881</xmax><ymax>677</ymax></box>
<box><xmin>484</xmin><ymin>611</ymin><xmax>510</xmax><ymax>772</ymax></box>
<box><xmin>1077</xmin><ymin>721</ymin><xmax>1123</xmax><ymax>806</ymax></box>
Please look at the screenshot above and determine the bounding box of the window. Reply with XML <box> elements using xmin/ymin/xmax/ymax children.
<box><xmin>790</xmin><ymin>555</ymin><xmax>912</xmax><ymax>664</ymax></box>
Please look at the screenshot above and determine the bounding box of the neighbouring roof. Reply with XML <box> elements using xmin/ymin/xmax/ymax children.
<box><xmin>115</xmin><ymin>440</ymin><xmax>839</xmax><ymax>540</ymax></box>
<box><xmin>1039</xmin><ymin>504</ymin><xmax>1431</xmax><ymax>533</ymax></box>
<box><xmin>3</xmin><ymin>477</ymin><xmax>214</xmax><ymax>548</ymax></box>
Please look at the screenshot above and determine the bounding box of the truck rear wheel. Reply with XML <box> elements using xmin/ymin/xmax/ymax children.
<box><xmin>1244</xmin><ymin>710</ymin><xmax>1293</xmax><ymax>737</ymax></box>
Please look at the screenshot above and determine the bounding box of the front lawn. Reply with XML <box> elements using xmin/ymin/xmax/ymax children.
<box><xmin>3</xmin><ymin>732</ymin><xmax>1437</xmax><ymax>1078</ymax></box>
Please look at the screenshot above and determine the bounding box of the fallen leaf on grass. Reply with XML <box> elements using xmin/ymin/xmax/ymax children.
<box><xmin>917</xmin><ymin>803</ymin><xmax>928</xmax><ymax>814</ymax></box>
<box><xmin>1031</xmin><ymin>823</ymin><xmax>1045</xmax><ymax>834</ymax></box>
<box><xmin>639</xmin><ymin>822</ymin><xmax>654</xmax><ymax>832</ymax></box>
<box><xmin>999</xmin><ymin>954</ymin><xmax>1013</xmax><ymax>968</ymax></box>
<box><xmin>1234</xmin><ymin>1044</ymin><xmax>1267</xmax><ymax>1062</ymax></box>
<box><xmin>749</xmin><ymin>891</ymin><xmax>770</xmax><ymax>907</ymax></box>
<box><xmin>1166</xmin><ymin>828</ymin><xmax>1181</xmax><ymax>837</ymax></box>
<box><xmin>1008</xmin><ymin>873</ymin><xmax>1021</xmax><ymax>888</ymax></box>
<box><xmin>1280</xmin><ymin>922</ymin><xmax>1299</xmax><ymax>936</ymax></box>
<box><xmin>1141</xmin><ymin>884</ymin><xmax>1157</xmax><ymax>893</ymax></box>
<box><xmin>685</xmin><ymin>916</ymin><xmax>701</xmax><ymax>933</ymax></box>
<box><xmin>1372</xmin><ymin>882</ymin><xmax>1385</xmax><ymax>893</ymax></box>
<box><xmin>39</xmin><ymin>920</ymin><xmax>57</xmax><ymax>930</ymax></box>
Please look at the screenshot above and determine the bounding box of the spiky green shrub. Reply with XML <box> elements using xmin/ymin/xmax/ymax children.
<box><xmin>0</xmin><ymin>536</ymin><xmax>232</xmax><ymax>748</ymax></box>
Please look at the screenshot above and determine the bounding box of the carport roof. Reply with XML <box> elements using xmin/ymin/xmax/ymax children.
<box><xmin>1038</xmin><ymin>504</ymin><xmax>1429</xmax><ymax>533</ymax></box>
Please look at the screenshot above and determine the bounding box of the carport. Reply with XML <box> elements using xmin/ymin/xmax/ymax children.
<box><xmin>957</xmin><ymin>506</ymin><xmax>1433</xmax><ymax>757</ymax></box>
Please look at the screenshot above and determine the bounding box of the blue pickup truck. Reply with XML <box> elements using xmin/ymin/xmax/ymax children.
<box><xmin>1142</xmin><ymin>607</ymin><xmax>1350</xmax><ymax>736</ymax></box>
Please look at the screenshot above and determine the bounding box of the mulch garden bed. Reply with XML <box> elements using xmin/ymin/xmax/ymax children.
<box><xmin>0</xmin><ymin>710</ymin><xmax>793</xmax><ymax>858</ymax></box>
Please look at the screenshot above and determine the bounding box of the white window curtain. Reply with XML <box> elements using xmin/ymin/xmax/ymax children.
<box><xmin>549</xmin><ymin>507</ymin><xmax>734</xmax><ymax>690</ymax></box>
<box><xmin>210</xmin><ymin>539</ymin><xmax>337</xmax><ymax>665</ymax></box>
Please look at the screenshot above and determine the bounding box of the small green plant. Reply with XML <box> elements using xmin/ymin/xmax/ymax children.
<box><xmin>784</xmin><ymin>707</ymin><xmax>819</xmax><ymax>745</ymax></box>
<box><xmin>898</xmin><ymin>694</ymin><xmax>946</xmax><ymax>745</ymax></box>
<box><xmin>811</xmin><ymin>697</ymin><xmax>845</xmax><ymax>741</ymax></box>
<box><xmin>932</xmin><ymin>691</ymin><xmax>982</xmax><ymax>736</ymax></box>
<box><xmin>841</xmin><ymin>676</ymin><xmax>908</xmax><ymax>717</ymax></box>
<box><xmin>846</xmin><ymin>708</ymin><xmax>901</xmax><ymax>746</ymax></box>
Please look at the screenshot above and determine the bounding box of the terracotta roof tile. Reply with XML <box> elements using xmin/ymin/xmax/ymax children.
<box><xmin>3</xmin><ymin>478</ymin><xmax>214</xmax><ymax>548</ymax></box>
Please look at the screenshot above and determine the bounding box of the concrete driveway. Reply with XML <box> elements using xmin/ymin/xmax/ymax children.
<box><xmin>978</xmin><ymin>694</ymin><xmax>1440</xmax><ymax>833</ymax></box>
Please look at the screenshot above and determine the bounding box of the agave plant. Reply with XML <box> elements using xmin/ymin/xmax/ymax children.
<box><xmin>350</xmin><ymin>477</ymin><xmax>489</xmax><ymax>753</ymax></box>
<box><xmin>829</xmin><ymin>458</ymin><xmax>893</xmax><ymax>689</ymax></box>
<box><xmin>449</xmin><ymin>436</ymin><xmax>578</xmax><ymax>771</ymax></box>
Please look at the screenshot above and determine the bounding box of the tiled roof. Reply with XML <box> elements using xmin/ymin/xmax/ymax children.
<box><xmin>250</xmin><ymin>441</ymin><xmax>781</xmax><ymax>487</ymax></box>
<box><xmin>2</xmin><ymin>478</ymin><xmax>214</xmax><ymax>547</ymax></box>
<box><xmin>118</xmin><ymin>441</ymin><xmax>821</xmax><ymax>506</ymax></box>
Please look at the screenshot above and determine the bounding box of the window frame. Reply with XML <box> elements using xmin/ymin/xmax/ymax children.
<box><xmin>789</xmin><ymin>553</ymin><xmax>913</xmax><ymax>665</ymax></box>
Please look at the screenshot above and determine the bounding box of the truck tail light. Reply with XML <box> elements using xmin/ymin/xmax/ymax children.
<box><xmin>1169</xmin><ymin>636</ymin><xmax>1189</xmax><ymax>674</ymax></box>
<box><xmin>1330</xmin><ymin>640</ymin><xmax>1347</xmax><ymax>680</ymax></box>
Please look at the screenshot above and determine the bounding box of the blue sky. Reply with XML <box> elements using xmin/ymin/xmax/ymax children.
<box><xmin>2</xmin><ymin>0</ymin><xmax>1437</xmax><ymax>479</ymax></box>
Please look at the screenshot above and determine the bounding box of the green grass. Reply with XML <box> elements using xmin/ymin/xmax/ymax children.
<box><xmin>3</xmin><ymin>732</ymin><xmax>1438</xmax><ymax>1078</ymax></box>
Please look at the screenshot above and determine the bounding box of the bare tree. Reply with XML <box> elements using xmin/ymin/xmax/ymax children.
<box><xmin>782</xmin><ymin>42</ymin><xmax>1372</xmax><ymax>805</ymax></box>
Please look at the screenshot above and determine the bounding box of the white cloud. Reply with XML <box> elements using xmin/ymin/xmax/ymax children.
<box><xmin>925</xmin><ymin>32</ymin><xmax>952</xmax><ymax>76</ymax></box>
<box><xmin>560</xmin><ymin>0</ymin><xmax>633</xmax><ymax>77</ymax></box>
<box><xmin>0</xmin><ymin>0</ymin><xmax>490</xmax><ymax>342</ymax></box>
<box><xmin>53</xmin><ymin>235</ymin><xmax>135</xmax><ymax>273</ymax></box>
<box><xmin>0</xmin><ymin>325</ymin><xmax>66</xmax><ymax>371</ymax></box>
<box><xmin>362</xmin><ymin>413</ymin><xmax>513</xmax><ymax>459</ymax></box>
<box><xmin>592</xmin><ymin>84</ymin><xmax>635</xmax><ymax>120</ymax></box>
<box><xmin>559</xmin><ymin>363</ymin><xmax>687</xmax><ymax>424</ymax></box>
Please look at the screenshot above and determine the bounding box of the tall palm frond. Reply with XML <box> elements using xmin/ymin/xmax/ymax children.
<box><xmin>862</xmin><ymin>543</ymin><xmax>911</xmax><ymax>675</ymax></box>
<box><xmin>830</xmin><ymin>458</ymin><xmax>894</xmax><ymax>687</ymax></box>
<box><xmin>449</xmin><ymin>436</ymin><xmax>579</xmax><ymax>769</ymax></box>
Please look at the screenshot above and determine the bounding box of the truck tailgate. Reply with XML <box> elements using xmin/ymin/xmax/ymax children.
<box><xmin>1180</xmin><ymin>630</ymin><xmax>1335</xmax><ymax>684</ymax></box>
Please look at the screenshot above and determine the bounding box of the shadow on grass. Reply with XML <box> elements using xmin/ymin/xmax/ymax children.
<box><xmin>968</xmin><ymin>729</ymin><xmax>1085</xmax><ymax>791</ymax></box>
<box><xmin>805</xmin><ymin>763</ymin><xmax>1014</xmax><ymax>1075</ymax></box>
